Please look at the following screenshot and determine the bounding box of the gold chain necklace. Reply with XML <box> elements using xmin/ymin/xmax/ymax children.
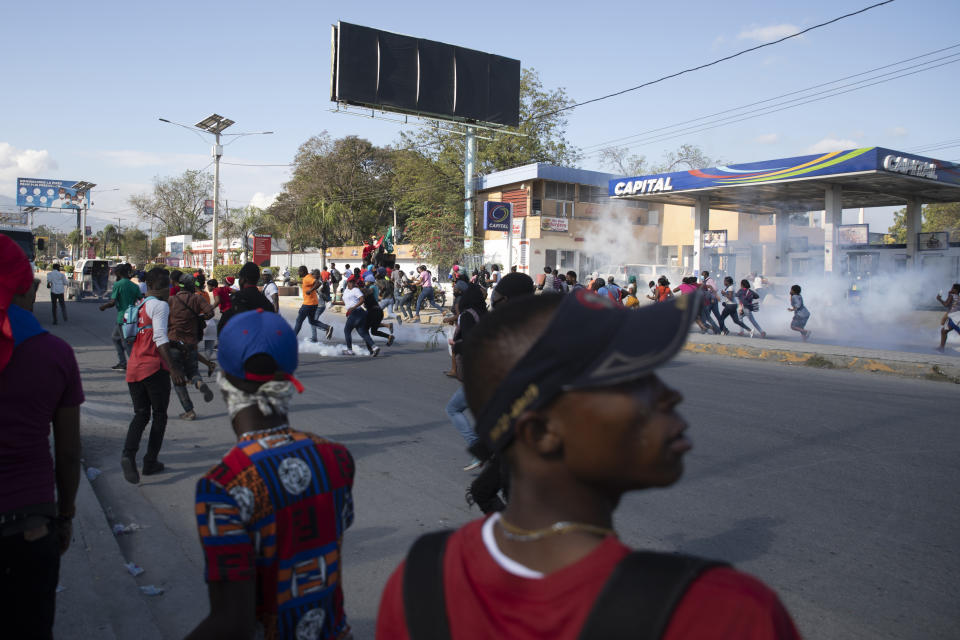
<box><xmin>498</xmin><ymin>516</ymin><xmax>616</xmax><ymax>542</ymax></box>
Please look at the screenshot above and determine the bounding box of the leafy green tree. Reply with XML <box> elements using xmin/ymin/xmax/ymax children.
<box><xmin>887</xmin><ymin>202</ymin><xmax>960</xmax><ymax>243</ymax></box>
<box><xmin>128</xmin><ymin>169</ymin><xmax>214</xmax><ymax>237</ymax></box>
<box><xmin>123</xmin><ymin>227</ymin><xmax>150</xmax><ymax>264</ymax></box>
<box><xmin>392</xmin><ymin>68</ymin><xmax>580</xmax><ymax>265</ymax></box>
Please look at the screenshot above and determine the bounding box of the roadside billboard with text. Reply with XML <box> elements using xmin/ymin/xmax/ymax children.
<box><xmin>17</xmin><ymin>178</ymin><xmax>90</xmax><ymax>209</ymax></box>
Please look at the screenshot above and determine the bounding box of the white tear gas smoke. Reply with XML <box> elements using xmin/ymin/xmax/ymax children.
<box><xmin>754</xmin><ymin>269</ymin><xmax>956</xmax><ymax>353</ymax></box>
<box><xmin>578</xmin><ymin>204</ymin><xmax>656</xmax><ymax>280</ymax></box>
<box><xmin>576</xmin><ymin>206</ymin><xmax>957</xmax><ymax>353</ymax></box>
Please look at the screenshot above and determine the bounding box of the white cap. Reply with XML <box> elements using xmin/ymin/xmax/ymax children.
<box><xmin>262</xmin><ymin>268</ymin><xmax>272</xmax><ymax>275</ymax></box>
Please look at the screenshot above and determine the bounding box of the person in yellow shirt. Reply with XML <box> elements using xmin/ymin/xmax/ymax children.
<box><xmin>623</xmin><ymin>283</ymin><xmax>640</xmax><ymax>308</ymax></box>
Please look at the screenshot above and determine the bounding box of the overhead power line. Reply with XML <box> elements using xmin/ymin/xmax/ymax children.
<box><xmin>579</xmin><ymin>51</ymin><xmax>960</xmax><ymax>159</ymax></box>
<box><xmin>579</xmin><ymin>43</ymin><xmax>960</xmax><ymax>154</ymax></box>
<box><xmin>531</xmin><ymin>0</ymin><xmax>896</xmax><ymax>121</ymax></box>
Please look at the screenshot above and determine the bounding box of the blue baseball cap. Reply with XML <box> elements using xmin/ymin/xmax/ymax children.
<box><xmin>218</xmin><ymin>309</ymin><xmax>303</xmax><ymax>392</ymax></box>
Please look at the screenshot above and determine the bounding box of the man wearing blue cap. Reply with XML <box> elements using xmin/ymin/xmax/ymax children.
<box><xmin>377</xmin><ymin>291</ymin><xmax>801</xmax><ymax>640</ymax></box>
<box><xmin>187</xmin><ymin>310</ymin><xmax>355</xmax><ymax>640</ymax></box>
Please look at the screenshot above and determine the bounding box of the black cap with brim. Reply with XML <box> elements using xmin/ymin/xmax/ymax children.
<box><xmin>474</xmin><ymin>289</ymin><xmax>702</xmax><ymax>455</ymax></box>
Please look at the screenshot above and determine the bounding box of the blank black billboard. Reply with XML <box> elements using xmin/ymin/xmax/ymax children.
<box><xmin>332</xmin><ymin>22</ymin><xmax>520</xmax><ymax>128</ymax></box>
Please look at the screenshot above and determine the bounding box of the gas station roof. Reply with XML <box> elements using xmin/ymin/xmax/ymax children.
<box><xmin>608</xmin><ymin>147</ymin><xmax>960</xmax><ymax>214</ymax></box>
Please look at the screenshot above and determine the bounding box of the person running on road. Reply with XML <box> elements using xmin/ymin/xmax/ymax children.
<box><xmin>0</xmin><ymin>237</ymin><xmax>83</xmax><ymax>640</ymax></box>
<box><xmin>364</xmin><ymin>282</ymin><xmax>394</xmax><ymax>347</ymax></box>
<box><xmin>413</xmin><ymin>265</ymin><xmax>444</xmax><ymax>322</ymax></box>
<box><xmin>378</xmin><ymin>291</ymin><xmax>801</xmax><ymax>640</ymax></box>
<box><xmin>342</xmin><ymin>276</ymin><xmax>379</xmax><ymax>356</ymax></box>
<box><xmin>646</xmin><ymin>280</ymin><xmax>658</xmax><ymax>302</ymax></box>
<box><xmin>186</xmin><ymin>310</ymin><xmax>355</xmax><ymax>640</ymax></box>
<box><xmin>292</xmin><ymin>266</ymin><xmax>333</xmax><ymax>343</ymax></box>
<box><xmin>46</xmin><ymin>263</ymin><xmax>69</xmax><ymax>324</ymax></box>
<box><xmin>655</xmin><ymin>276</ymin><xmax>673</xmax><ymax>302</ymax></box>
<box><xmin>736</xmin><ymin>279</ymin><xmax>766</xmax><ymax>338</ymax></box>
<box><xmin>217</xmin><ymin>263</ymin><xmax>274</xmax><ymax>335</ymax></box>
<box><xmin>935</xmin><ymin>283</ymin><xmax>960</xmax><ymax>352</ymax></box>
<box><xmin>719</xmin><ymin>276</ymin><xmax>751</xmax><ymax>336</ymax></box>
<box><xmin>122</xmin><ymin>268</ymin><xmax>187</xmax><ymax>483</ymax></box>
<box><xmin>787</xmin><ymin>284</ymin><xmax>812</xmax><ymax>341</ymax></box>
<box><xmin>446</xmin><ymin>283</ymin><xmax>488</xmax><ymax>472</ymax></box>
<box><xmin>99</xmin><ymin>263</ymin><xmax>142</xmax><ymax>370</ymax></box>
<box><xmin>168</xmin><ymin>273</ymin><xmax>216</xmax><ymax>420</ymax></box>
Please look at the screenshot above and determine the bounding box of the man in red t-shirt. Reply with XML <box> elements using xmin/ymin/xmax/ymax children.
<box><xmin>377</xmin><ymin>291</ymin><xmax>802</xmax><ymax>640</ymax></box>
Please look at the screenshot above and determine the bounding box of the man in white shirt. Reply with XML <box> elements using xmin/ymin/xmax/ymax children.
<box><xmin>46</xmin><ymin>264</ymin><xmax>69</xmax><ymax>324</ymax></box>
<box><xmin>261</xmin><ymin>268</ymin><xmax>279</xmax><ymax>311</ymax></box>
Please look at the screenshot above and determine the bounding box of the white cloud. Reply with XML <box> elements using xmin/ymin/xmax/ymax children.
<box><xmin>805</xmin><ymin>138</ymin><xmax>860</xmax><ymax>154</ymax></box>
<box><xmin>737</xmin><ymin>24</ymin><xmax>800</xmax><ymax>42</ymax></box>
<box><xmin>890</xmin><ymin>126</ymin><xmax>908</xmax><ymax>137</ymax></box>
<box><xmin>0</xmin><ymin>142</ymin><xmax>58</xmax><ymax>194</ymax></box>
<box><xmin>249</xmin><ymin>192</ymin><xmax>279</xmax><ymax>209</ymax></box>
<box><xmin>754</xmin><ymin>133</ymin><xmax>780</xmax><ymax>144</ymax></box>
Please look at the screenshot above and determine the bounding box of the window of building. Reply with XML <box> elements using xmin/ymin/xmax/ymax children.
<box><xmin>545</xmin><ymin>181</ymin><xmax>576</xmax><ymax>201</ymax></box>
<box><xmin>555</xmin><ymin>200</ymin><xmax>574</xmax><ymax>217</ymax></box>
<box><xmin>647</xmin><ymin>210</ymin><xmax>659</xmax><ymax>226</ymax></box>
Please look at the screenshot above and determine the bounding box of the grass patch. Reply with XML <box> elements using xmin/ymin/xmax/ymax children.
<box><xmin>804</xmin><ymin>355</ymin><xmax>836</xmax><ymax>369</ymax></box>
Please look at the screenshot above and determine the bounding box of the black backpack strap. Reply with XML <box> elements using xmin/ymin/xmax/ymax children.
<box><xmin>403</xmin><ymin>530</ymin><xmax>454</xmax><ymax>640</ymax></box>
<box><xmin>577</xmin><ymin>551</ymin><xmax>729</xmax><ymax>640</ymax></box>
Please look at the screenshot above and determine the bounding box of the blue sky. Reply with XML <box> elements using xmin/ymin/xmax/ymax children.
<box><xmin>2</xmin><ymin>0</ymin><xmax>958</xmax><ymax>233</ymax></box>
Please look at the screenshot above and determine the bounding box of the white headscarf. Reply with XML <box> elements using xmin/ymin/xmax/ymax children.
<box><xmin>217</xmin><ymin>371</ymin><xmax>295</xmax><ymax>420</ymax></box>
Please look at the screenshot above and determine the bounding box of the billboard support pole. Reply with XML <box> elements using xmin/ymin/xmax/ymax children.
<box><xmin>464</xmin><ymin>126</ymin><xmax>476</xmax><ymax>250</ymax></box>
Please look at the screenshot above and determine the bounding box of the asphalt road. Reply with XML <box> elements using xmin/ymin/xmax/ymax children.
<box><xmin>38</xmin><ymin>298</ymin><xmax>960</xmax><ymax>640</ymax></box>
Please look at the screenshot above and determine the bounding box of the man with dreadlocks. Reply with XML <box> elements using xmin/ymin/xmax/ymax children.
<box><xmin>187</xmin><ymin>309</ymin><xmax>355</xmax><ymax>640</ymax></box>
<box><xmin>377</xmin><ymin>290</ymin><xmax>801</xmax><ymax>640</ymax></box>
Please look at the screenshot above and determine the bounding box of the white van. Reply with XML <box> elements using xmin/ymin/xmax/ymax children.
<box><xmin>68</xmin><ymin>259</ymin><xmax>113</xmax><ymax>299</ymax></box>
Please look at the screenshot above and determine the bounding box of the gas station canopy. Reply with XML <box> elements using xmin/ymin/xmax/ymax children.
<box><xmin>606</xmin><ymin>147</ymin><xmax>960</xmax><ymax>273</ymax></box>
<box><xmin>607</xmin><ymin>147</ymin><xmax>960</xmax><ymax>214</ymax></box>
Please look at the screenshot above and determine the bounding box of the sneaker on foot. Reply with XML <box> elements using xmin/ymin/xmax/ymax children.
<box><xmin>463</xmin><ymin>458</ymin><xmax>482</xmax><ymax>472</ymax></box>
<box><xmin>387</xmin><ymin>335</ymin><xmax>395</xmax><ymax>346</ymax></box>
<box><xmin>121</xmin><ymin>457</ymin><xmax>140</xmax><ymax>484</ymax></box>
<box><xmin>412</xmin><ymin>317</ymin><xmax>421</xmax><ymax>324</ymax></box>
<box><xmin>396</xmin><ymin>315</ymin><xmax>403</xmax><ymax>325</ymax></box>
<box><xmin>111</xmin><ymin>362</ymin><xmax>126</xmax><ymax>370</ymax></box>
<box><xmin>341</xmin><ymin>349</ymin><xmax>356</xmax><ymax>356</ymax></box>
<box><xmin>142</xmin><ymin>461</ymin><xmax>165</xmax><ymax>476</ymax></box>
<box><xmin>179</xmin><ymin>410</ymin><xmax>197</xmax><ymax>420</ymax></box>
<box><xmin>370</xmin><ymin>346</ymin><xmax>381</xmax><ymax>357</ymax></box>
<box><xmin>198</xmin><ymin>382</ymin><xmax>214</xmax><ymax>403</ymax></box>
<box><xmin>326</xmin><ymin>326</ymin><xmax>334</xmax><ymax>340</ymax></box>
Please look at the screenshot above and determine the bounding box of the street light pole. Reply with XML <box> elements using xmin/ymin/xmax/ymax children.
<box><xmin>213</xmin><ymin>132</ymin><xmax>222</xmax><ymax>269</ymax></box>
<box><xmin>159</xmin><ymin>115</ymin><xmax>272</xmax><ymax>270</ymax></box>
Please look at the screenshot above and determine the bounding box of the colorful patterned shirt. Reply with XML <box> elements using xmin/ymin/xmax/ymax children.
<box><xmin>195</xmin><ymin>426</ymin><xmax>355</xmax><ymax>640</ymax></box>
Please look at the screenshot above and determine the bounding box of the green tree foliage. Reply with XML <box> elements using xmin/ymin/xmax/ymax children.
<box><xmin>887</xmin><ymin>202</ymin><xmax>960</xmax><ymax>243</ymax></box>
<box><xmin>123</xmin><ymin>227</ymin><xmax>150</xmax><ymax>264</ymax></box>
<box><xmin>392</xmin><ymin>68</ymin><xmax>580</xmax><ymax>265</ymax></box>
<box><xmin>128</xmin><ymin>169</ymin><xmax>214</xmax><ymax>237</ymax></box>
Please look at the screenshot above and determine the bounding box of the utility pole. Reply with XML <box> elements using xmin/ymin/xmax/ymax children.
<box><xmin>212</xmin><ymin>134</ymin><xmax>222</xmax><ymax>268</ymax></box>
<box><xmin>464</xmin><ymin>126</ymin><xmax>476</xmax><ymax>251</ymax></box>
<box><xmin>116</xmin><ymin>217</ymin><xmax>123</xmax><ymax>261</ymax></box>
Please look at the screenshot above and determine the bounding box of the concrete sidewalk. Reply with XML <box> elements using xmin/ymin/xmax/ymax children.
<box><xmin>684</xmin><ymin>331</ymin><xmax>960</xmax><ymax>383</ymax></box>
<box><xmin>54</xmin><ymin>468</ymin><xmax>163</xmax><ymax>639</ymax></box>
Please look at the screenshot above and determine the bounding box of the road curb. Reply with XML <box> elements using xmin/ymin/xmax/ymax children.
<box><xmin>683</xmin><ymin>341</ymin><xmax>960</xmax><ymax>383</ymax></box>
<box><xmin>54</xmin><ymin>467</ymin><xmax>164</xmax><ymax>639</ymax></box>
